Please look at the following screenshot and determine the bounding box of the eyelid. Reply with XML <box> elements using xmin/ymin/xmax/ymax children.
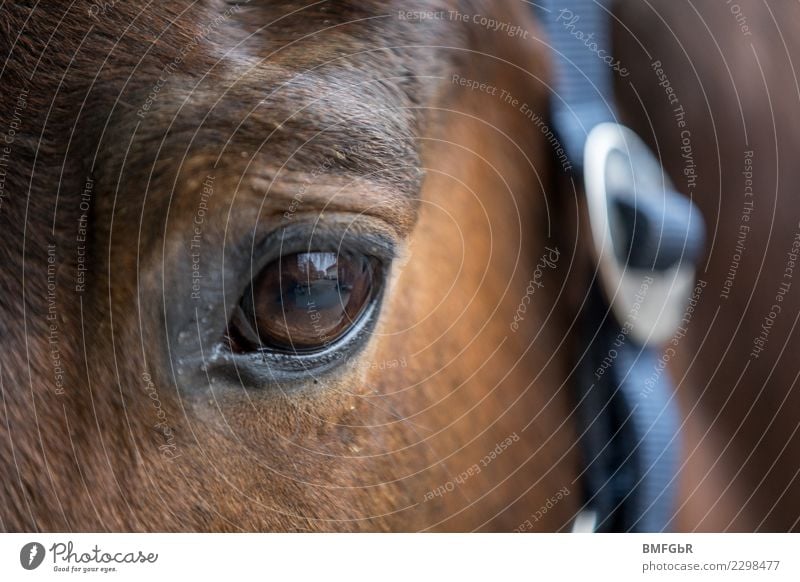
<box><xmin>249</xmin><ymin>171</ymin><xmax>420</xmax><ymax>239</ymax></box>
<box><xmin>249</xmin><ymin>214</ymin><xmax>398</xmax><ymax>275</ymax></box>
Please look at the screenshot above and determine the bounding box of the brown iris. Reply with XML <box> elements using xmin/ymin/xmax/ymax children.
<box><xmin>231</xmin><ymin>251</ymin><xmax>378</xmax><ymax>353</ymax></box>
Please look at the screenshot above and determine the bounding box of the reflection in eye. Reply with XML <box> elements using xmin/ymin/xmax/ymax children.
<box><xmin>230</xmin><ymin>251</ymin><xmax>380</xmax><ymax>354</ymax></box>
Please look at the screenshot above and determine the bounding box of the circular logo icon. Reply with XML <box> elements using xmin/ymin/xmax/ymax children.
<box><xmin>19</xmin><ymin>542</ymin><xmax>45</xmax><ymax>570</ymax></box>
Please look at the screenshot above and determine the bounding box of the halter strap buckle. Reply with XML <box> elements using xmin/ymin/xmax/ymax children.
<box><xmin>536</xmin><ymin>0</ymin><xmax>705</xmax><ymax>533</ymax></box>
<box><xmin>584</xmin><ymin>122</ymin><xmax>704</xmax><ymax>346</ymax></box>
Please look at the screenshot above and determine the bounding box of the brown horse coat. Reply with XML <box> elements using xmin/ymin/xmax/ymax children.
<box><xmin>0</xmin><ymin>0</ymin><xmax>797</xmax><ymax>532</ymax></box>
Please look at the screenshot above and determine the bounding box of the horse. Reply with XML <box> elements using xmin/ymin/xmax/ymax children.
<box><xmin>0</xmin><ymin>0</ymin><xmax>797</xmax><ymax>532</ymax></box>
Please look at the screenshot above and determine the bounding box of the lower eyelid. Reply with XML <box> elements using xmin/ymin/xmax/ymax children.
<box><xmin>216</xmin><ymin>296</ymin><xmax>384</xmax><ymax>389</ymax></box>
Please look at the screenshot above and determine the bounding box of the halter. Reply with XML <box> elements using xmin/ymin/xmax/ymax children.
<box><xmin>535</xmin><ymin>0</ymin><xmax>705</xmax><ymax>532</ymax></box>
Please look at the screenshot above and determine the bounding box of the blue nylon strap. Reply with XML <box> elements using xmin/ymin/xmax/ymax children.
<box><xmin>576</xmin><ymin>289</ymin><xmax>681</xmax><ymax>532</ymax></box>
<box><xmin>536</xmin><ymin>0</ymin><xmax>617</xmax><ymax>166</ymax></box>
<box><xmin>536</xmin><ymin>0</ymin><xmax>682</xmax><ymax>532</ymax></box>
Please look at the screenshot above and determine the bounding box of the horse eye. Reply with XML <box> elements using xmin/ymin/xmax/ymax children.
<box><xmin>229</xmin><ymin>251</ymin><xmax>380</xmax><ymax>354</ymax></box>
